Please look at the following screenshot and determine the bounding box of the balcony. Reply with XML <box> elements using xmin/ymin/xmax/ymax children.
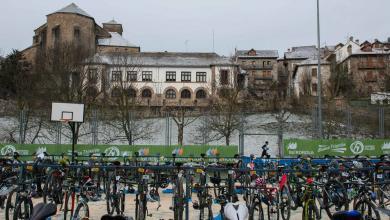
<box><xmin>241</xmin><ymin>64</ymin><xmax>273</xmax><ymax>70</ymax></box>
<box><xmin>358</xmin><ymin>62</ymin><xmax>386</xmax><ymax>69</ymax></box>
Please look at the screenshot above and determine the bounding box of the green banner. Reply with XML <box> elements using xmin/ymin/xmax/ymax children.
<box><xmin>0</xmin><ymin>144</ymin><xmax>238</xmax><ymax>162</ymax></box>
<box><xmin>284</xmin><ymin>139</ymin><xmax>390</xmax><ymax>157</ymax></box>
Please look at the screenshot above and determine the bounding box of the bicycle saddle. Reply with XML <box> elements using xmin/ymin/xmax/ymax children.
<box><xmin>30</xmin><ymin>202</ymin><xmax>57</xmax><ymax>220</ymax></box>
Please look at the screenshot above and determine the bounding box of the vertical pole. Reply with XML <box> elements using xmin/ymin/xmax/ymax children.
<box><xmin>70</xmin><ymin>122</ymin><xmax>77</xmax><ymax>163</ymax></box>
<box><xmin>239</xmin><ymin>113</ymin><xmax>245</xmax><ymax>156</ymax></box>
<box><xmin>379</xmin><ymin>107</ymin><xmax>385</xmax><ymax>138</ymax></box>
<box><xmin>316</xmin><ymin>0</ymin><xmax>323</xmax><ymax>139</ymax></box>
<box><xmin>347</xmin><ymin>107</ymin><xmax>352</xmax><ymax>138</ymax></box>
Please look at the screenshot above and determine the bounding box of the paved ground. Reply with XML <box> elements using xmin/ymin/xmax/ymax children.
<box><xmin>1</xmin><ymin>193</ymin><xmax>388</xmax><ymax>219</ymax></box>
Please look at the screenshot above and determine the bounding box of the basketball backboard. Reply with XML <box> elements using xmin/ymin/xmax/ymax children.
<box><xmin>51</xmin><ymin>102</ymin><xmax>85</xmax><ymax>123</ymax></box>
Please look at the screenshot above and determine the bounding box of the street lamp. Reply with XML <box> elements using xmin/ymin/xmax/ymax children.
<box><xmin>316</xmin><ymin>0</ymin><xmax>323</xmax><ymax>138</ymax></box>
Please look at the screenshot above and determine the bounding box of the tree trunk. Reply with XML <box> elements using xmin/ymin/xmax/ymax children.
<box><xmin>178</xmin><ymin>124</ymin><xmax>184</xmax><ymax>146</ymax></box>
<box><xmin>225</xmin><ymin>135</ymin><xmax>230</xmax><ymax>146</ymax></box>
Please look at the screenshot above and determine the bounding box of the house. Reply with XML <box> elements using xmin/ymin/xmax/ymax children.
<box><xmin>292</xmin><ymin>57</ymin><xmax>331</xmax><ymax>98</ymax></box>
<box><xmin>235</xmin><ymin>49</ymin><xmax>279</xmax><ymax>98</ymax></box>
<box><xmin>88</xmin><ymin>52</ymin><xmax>237</xmax><ymax>107</ymax></box>
<box><xmin>332</xmin><ymin>37</ymin><xmax>390</xmax><ymax>97</ymax></box>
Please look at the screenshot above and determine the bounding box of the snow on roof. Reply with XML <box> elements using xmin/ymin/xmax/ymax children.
<box><xmin>285</xmin><ymin>46</ymin><xmax>319</xmax><ymax>59</ymax></box>
<box><xmin>236</xmin><ymin>50</ymin><xmax>279</xmax><ymax>58</ymax></box>
<box><xmin>53</xmin><ymin>3</ymin><xmax>92</xmax><ymax>18</ymax></box>
<box><xmin>98</xmin><ymin>32</ymin><xmax>138</xmax><ymax>47</ymax></box>
<box><xmin>93</xmin><ymin>52</ymin><xmax>234</xmax><ymax>67</ymax></box>
<box><xmin>297</xmin><ymin>57</ymin><xmax>330</xmax><ymax>66</ymax></box>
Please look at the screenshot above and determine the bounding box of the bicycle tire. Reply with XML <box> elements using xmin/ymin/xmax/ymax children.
<box><xmin>268</xmin><ymin>191</ymin><xmax>280</xmax><ymax>220</ymax></box>
<box><xmin>354</xmin><ymin>200</ymin><xmax>381</xmax><ymax>220</ymax></box>
<box><xmin>5</xmin><ymin>189</ymin><xmax>17</xmax><ymax>220</ymax></box>
<box><xmin>302</xmin><ymin>200</ymin><xmax>319</xmax><ymax>220</ymax></box>
<box><xmin>249</xmin><ymin>199</ymin><xmax>264</xmax><ymax>220</ymax></box>
<box><xmin>279</xmin><ymin>186</ymin><xmax>291</xmax><ymax>220</ymax></box>
<box><xmin>63</xmin><ymin>191</ymin><xmax>74</xmax><ymax>220</ymax></box>
<box><xmin>120</xmin><ymin>191</ymin><xmax>125</xmax><ymax>215</ymax></box>
<box><xmin>323</xmin><ymin>180</ymin><xmax>349</xmax><ymax>218</ymax></box>
<box><xmin>105</xmin><ymin>173</ymin><xmax>119</xmax><ymax>215</ymax></box>
<box><xmin>73</xmin><ymin>202</ymin><xmax>90</xmax><ymax>220</ymax></box>
<box><xmin>13</xmin><ymin>198</ymin><xmax>33</xmax><ymax>220</ymax></box>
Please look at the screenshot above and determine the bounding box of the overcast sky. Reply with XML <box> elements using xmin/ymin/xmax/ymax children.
<box><xmin>0</xmin><ymin>0</ymin><xmax>389</xmax><ymax>57</ymax></box>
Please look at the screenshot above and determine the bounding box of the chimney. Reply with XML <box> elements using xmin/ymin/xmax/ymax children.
<box><xmin>349</xmin><ymin>36</ymin><xmax>354</xmax><ymax>42</ymax></box>
<box><xmin>287</xmin><ymin>48</ymin><xmax>291</xmax><ymax>52</ymax></box>
<box><xmin>388</xmin><ymin>37</ymin><xmax>390</xmax><ymax>43</ymax></box>
<box><xmin>355</xmin><ymin>39</ymin><xmax>359</xmax><ymax>45</ymax></box>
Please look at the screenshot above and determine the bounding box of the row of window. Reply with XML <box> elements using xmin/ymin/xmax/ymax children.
<box><xmin>111</xmin><ymin>88</ymin><xmax>207</xmax><ymax>99</ymax></box>
<box><xmin>242</xmin><ymin>60</ymin><xmax>272</xmax><ymax>66</ymax></box>
<box><xmin>111</xmin><ymin>71</ymin><xmax>207</xmax><ymax>82</ymax></box>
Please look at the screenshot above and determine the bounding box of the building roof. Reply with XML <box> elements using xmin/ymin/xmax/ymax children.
<box><xmin>284</xmin><ymin>46</ymin><xmax>319</xmax><ymax>59</ymax></box>
<box><xmin>52</xmin><ymin>3</ymin><xmax>92</xmax><ymax>18</ymax></box>
<box><xmin>236</xmin><ymin>49</ymin><xmax>279</xmax><ymax>58</ymax></box>
<box><xmin>93</xmin><ymin>52</ymin><xmax>234</xmax><ymax>67</ymax></box>
<box><xmin>98</xmin><ymin>32</ymin><xmax>138</xmax><ymax>47</ymax></box>
<box><xmin>296</xmin><ymin>57</ymin><xmax>330</xmax><ymax>66</ymax></box>
<box><xmin>104</xmin><ymin>19</ymin><xmax>119</xmax><ymax>25</ymax></box>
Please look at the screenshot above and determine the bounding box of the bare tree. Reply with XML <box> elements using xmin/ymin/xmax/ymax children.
<box><xmin>101</xmin><ymin>52</ymin><xmax>156</xmax><ymax>145</ymax></box>
<box><xmin>34</xmin><ymin>43</ymin><xmax>102</xmax><ymax>144</ymax></box>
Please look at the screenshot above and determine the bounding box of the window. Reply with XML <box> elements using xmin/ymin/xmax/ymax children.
<box><xmin>165</xmin><ymin>89</ymin><xmax>176</xmax><ymax>99</ymax></box>
<box><xmin>220</xmin><ymin>70</ymin><xmax>229</xmax><ymax>85</ymax></box>
<box><xmin>196</xmin><ymin>90</ymin><xmax>207</xmax><ymax>99</ymax></box>
<box><xmin>74</xmin><ymin>27</ymin><xmax>80</xmax><ymax>41</ymax></box>
<box><xmin>111</xmin><ymin>88</ymin><xmax>121</xmax><ymax>97</ymax></box>
<box><xmin>166</xmin><ymin>71</ymin><xmax>176</xmax><ymax>82</ymax></box>
<box><xmin>311</xmin><ymin>68</ymin><xmax>317</xmax><ymax>78</ymax></box>
<box><xmin>312</xmin><ymin>83</ymin><xmax>318</xmax><ymax>94</ymax></box>
<box><xmin>142</xmin><ymin>71</ymin><xmax>152</xmax><ymax>81</ymax></box>
<box><xmin>112</xmin><ymin>71</ymin><xmax>122</xmax><ymax>82</ymax></box>
<box><xmin>196</xmin><ymin>72</ymin><xmax>207</xmax><ymax>82</ymax></box>
<box><xmin>88</xmin><ymin>68</ymin><xmax>98</xmax><ymax>83</ymax></box>
<box><xmin>267</xmin><ymin>61</ymin><xmax>271</xmax><ymax>66</ymax></box>
<box><xmin>86</xmin><ymin>87</ymin><xmax>98</xmax><ymax>97</ymax></box>
<box><xmin>127</xmin><ymin>88</ymin><xmax>137</xmax><ymax>98</ymax></box>
<box><xmin>181</xmin><ymin>72</ymin><xmax>191</xmax><ymax>82</ymax></box>
<box><xmin>127</xmin><ymin>71</ymin><xmax>137</xmax><ymax>82</ymax></box>
<box><xmin>181</xmin><ymin>89</ymin><xmax>191</xmax><ymax>99</ymax></box>
<box><xmin>52</xmin><ymin>26</ymin><xmax>60</xmax><ymax>46</ymax></box>
<box><xmin>142</xmin><ymin>89</ymin><xmax>152</xmax><ymax>98</ymax></box>
<box><xmin>263</xmin><ymin>61</ymin><xmax>267</xmax><ymax>66</ymax></box>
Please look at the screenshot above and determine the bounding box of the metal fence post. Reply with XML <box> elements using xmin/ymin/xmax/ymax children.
<box><xmin>379</xmin><ymin>107</ymin><xmax>385</xmax><ymax>138</ymax></box>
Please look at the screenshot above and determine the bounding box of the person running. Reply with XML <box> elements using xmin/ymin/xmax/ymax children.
<box><xmin>261</xmin><ymin>141</ymin><xmax>270</xmax><ymax>158</ymax></box>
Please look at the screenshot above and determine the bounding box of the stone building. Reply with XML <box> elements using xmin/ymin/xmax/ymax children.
<box><xmin>292</xmin><ymin>58</ymin><xmax>331</xmax><ymax>98</ymax></box>
<box><xmin>279</xmin><ymin>45</ymin><xmax>335</xmax><ymax>99</ymax></box>
<box><xmin>235</xmin><ymin>49</ymin><xmax>278</xmax><ymax>98</ymax></box>
<box><xmin>21</xmin><ymin>3</ymin><xmax>239</xmax><ymax>108</ymax></box>
<box><xmin>22</xmin><ymin>3</ymin><xmax>140</xmax><ymax>62</ymax></box>
<box><xmin>331</xmin><ymin>37</ymin><xmax>390</xmax><ymax>97</ymax></box>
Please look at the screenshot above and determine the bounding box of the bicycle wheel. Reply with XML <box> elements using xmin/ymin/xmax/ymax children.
<box><xmin>120</xmin><ymin>191</ymin><xmax>125</xmax><ymax>215</ymax></box>
<box><xmin>63</xmin><ymin>191</ymin><xmax>74</xmax><ymax>220</ymax></box>
<box><xmin>43</xmin><ymin>171</ymin><xmax>63</xmax><ymax>204</ymax></box>
<box><xmin>13</xmin><ymin>198</ymin><xmax>33</xmax><ymax>220</ymax></box>
<box><xmin>354</xmin><ymin>200</ymin><xmax>380</xmax><ymax>220</ymax></box>
<box><xmin>5</xmin><ymin>189</ymin><xmax>17</xmax><ymax>220</ymax></box>
<box><xmin>249</xmin><ymin>199</ymin><xmax>264</xmax><ymax>220</ymax></box>
<box><xmin>105</xmin><ymin>174</ymin><xmax>119</xmax><ymax>215</ymax></box>
<box><xmin>279</xmin><ymin>186</ymin><xmax>291</xmax><ymax>220</ymax></box>
<box><xmin>302</xmin><ymin>200</ymin><xmax>319</xmax><ymax>220</ymax></box>
<box><xmin>377</xmin><ymin>183</ymin><xmax>389</xmax><ymax>208</ymax></box>
<box><xmin>268</xmin><ymin>191</ymin><xmax>280</xmax><ymax>220</ymax></box>
<box><xmin>73</xmin><ymin>202</ymin><xmax>89</xmax><ymax>220</ymax></box>
<box><xmin>323</xmin><ymin>180</ymin><xmax>349</xmax><ymax>218</ymax></box>
<box><xmin>136</xmin><ymin>195</ymin><xmax>146</xmax><ymax>220</ymax></box>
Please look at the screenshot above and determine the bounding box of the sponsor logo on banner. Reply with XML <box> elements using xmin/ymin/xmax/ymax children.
<box><xmin>0</xmin><ymin>145</ymin><xmax>16</xmax><ymax>155</ymax></box>
<box><xmin>206</xmin><ymin>148</ymin><xmax>219</xmax><ymax>156</ymax></box>
<box><xmin>382</xmin><ymin>142</ymin><xmax>390</xmax><ymax>150</ymax></box>
<box><xmin>104</xmin><ymin>146</ymin><xmax>120</xmax><ymax>158</ymax></box>
<box><xmin>350</xmin><ymin>141</ymin><xmax>365</xmax><ymax>154</ymax></box>
<box><xmin>287</xmin><ymin>142</ymin><xmax>297</xmax><ymax>150</ymax></box>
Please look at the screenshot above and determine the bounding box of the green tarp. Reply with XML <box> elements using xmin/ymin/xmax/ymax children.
<box><xmin>284</xmin><ymin>139</ymin><xmax>390</xmax><ymax>157</ymax></box>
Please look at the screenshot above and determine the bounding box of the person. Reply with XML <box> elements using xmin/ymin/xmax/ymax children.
<box><xmin>261</xmin><ymin>141</ymin><xmax>270</xmax><ymax>158</ymax></box>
